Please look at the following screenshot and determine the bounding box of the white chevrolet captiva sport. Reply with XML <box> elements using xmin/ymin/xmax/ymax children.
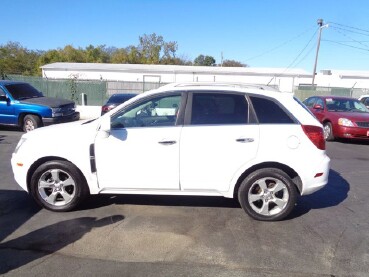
<box><xmin>12</xmin><ymin>83</ymin><xmax>330</xmax><ymax>221</ymax></box>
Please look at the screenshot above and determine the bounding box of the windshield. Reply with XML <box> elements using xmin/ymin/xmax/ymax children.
<box><xmin>326</xmin><ymin>98</ymin><xmax>369</xmax><ymax>113</ymax></box>
<box><xmin>5</xmin><ymin>83</ymin><xmax>43</xmax><ymax>100</ymax></box>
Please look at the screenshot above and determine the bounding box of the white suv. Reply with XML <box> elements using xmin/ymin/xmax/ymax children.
<box><xmin>11</xmin><ymin>83</ymin><xmax>330</xmax><ymax>221</ymax></box>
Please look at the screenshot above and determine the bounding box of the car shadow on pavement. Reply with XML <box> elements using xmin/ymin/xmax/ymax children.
<box><xmin>288</xmin><ymin>169</ymin><xmax>349</xmax><ymax>219</ymax></box>
<box><xmin>0</xmin><ymin>213</ymin><xmax>124</xmax><ymax>274</ymax></box>
<box><xmin>0</xmin><ymin>190</ymin><xmax>41</xmax><ymax>243</ymax></box>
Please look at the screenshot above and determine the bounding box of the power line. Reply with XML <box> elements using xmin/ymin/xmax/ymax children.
<box><xmin>282</xmin><ymin>28</ymin><xmax>318</xmax><ymax>73</ymax></box>
<box><xmin>329</xmin><ymin>26</ymin><xmax>369</xmax><ymax>37</ymax></box>
<box><xmin>328</xmin><ymin>21</ymin><xmax>369</xmax><ymax>34</ymax></box>
<box><xmin>330</xmin><ymin>27</ymin><xmax>369</xmax><ymax>49</ymax></box>
<box><xmin>322</xmin><ymin>39</ymin><xmax>369</xmax><ymax>52</ymax></box>
<box><xmin>243</xmin><ymin>26</ymin><xmax>316</xmax><ymax>62</ymax></box>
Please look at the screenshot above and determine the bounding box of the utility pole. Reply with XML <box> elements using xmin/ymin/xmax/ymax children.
<box><xmin>312</xmin><ymin>19</ymin><xmax>325</xmax><ymax>86</ymax></box>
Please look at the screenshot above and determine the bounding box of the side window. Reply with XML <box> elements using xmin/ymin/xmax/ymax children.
<box><xmin>191</xmin><ymin>93</ymin><xmax>248</xmax><ymax>125</ymax></box>
<box><xmin>250</xmin><ymin>96</ymin><xmax>294</xmax><ymax>124</ymax></box>
<box><xmin>304</xmin><ymin>97</ymin><xmax>316</xmax><ymax>108</ymax></box>
<box><xmin>316</xmin><ymin>98</ymin><xmax>324</xmax><ymax>108</ymax></box>
<box><xmin>111</xmin><ymin>94</ymin><xmax>181</xmax><ymax>128</ymax></box>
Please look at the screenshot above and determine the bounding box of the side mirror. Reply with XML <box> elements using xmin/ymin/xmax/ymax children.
<box><xmin>0</xmin><ymin>94</ymin><xmax>9</xmax><ymax>102</ymax></box>
<box><xmin>313</xmin><ymin>104</ymin><xmax>323</xmax><ymax>110</ymax></box>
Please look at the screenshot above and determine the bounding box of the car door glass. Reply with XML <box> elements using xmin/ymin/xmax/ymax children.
<box><xmin>191</xmin><ymin>93</ymin><xmax>248</xmax><ymax>125</ymax></box>
<box><xmin>111</xmin><ymin>94</ymin><xmax>181</xmax><ymax>128</ymax></box>
<box><xmin>316</xmin><ymin>98</ymin><xmax>324</xmax><ymax>109</ymax></box>
<box><xmin>250</xmin><ymin>96</ymin><xmax>295</xmax><ymax>124</ymax></box>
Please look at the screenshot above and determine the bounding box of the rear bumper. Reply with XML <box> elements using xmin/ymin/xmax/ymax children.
<box><xmin>300</xmin><ymin>154</ymin><xmax>331</xmax><ymax>195</ymax></box>
<box><xmin>43</xmin><ymin>112</ymin><xmax>80</xmax><ymax>126</ymax></box>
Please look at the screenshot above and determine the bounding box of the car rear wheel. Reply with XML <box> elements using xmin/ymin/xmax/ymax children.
<box><xmin>30</xmin><ymin>160</ymin><xmax>88</xmax><ymax>212</ymax></box>
<box><xmin>238</xmin><ymin>168</ymin><xmax>298</xmax><ymax>221</ymax></box>
<box><xmin>23</xmin><ymin>114</ymin><xmax>42</xmax><ymax>132</ymax></box>
<box><xmin>323</xmin><ymin>122</ymin><xmax>334</xmax><ymax>141</ymax></box>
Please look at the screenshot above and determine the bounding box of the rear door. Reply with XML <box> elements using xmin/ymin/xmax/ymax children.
<box><xmin>179</xmin><ymin>91</ymin><xmax>259</xmax><ymax>193</ymax></box>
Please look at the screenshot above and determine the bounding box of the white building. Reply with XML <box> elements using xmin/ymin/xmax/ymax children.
<box><xmin>40</xmin><ymin>62</ymin><xmax>369</xmax><ymax>94</ymax></box>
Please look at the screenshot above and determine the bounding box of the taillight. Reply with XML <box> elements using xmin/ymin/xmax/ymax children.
<box><xmin>301</xmin><ymin>125</ymin><xmax>325</xmax><ymax>150</ymax></box>
<box><xmin>101</xmin><ymin>105</ymin><xmax>114</xmax><ymax>113</ymax></box>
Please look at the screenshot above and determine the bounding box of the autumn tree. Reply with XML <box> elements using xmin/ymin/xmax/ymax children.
<box><xmin>194</xmin><ymin>54</ymin><xmax>216</xmax><ymax>66</ymax></box>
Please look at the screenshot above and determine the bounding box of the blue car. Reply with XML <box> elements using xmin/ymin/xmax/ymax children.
<box><xmin>0</xmin><ymin>80</ymin><xmax>80</xmax><ymax>132</ymax></box>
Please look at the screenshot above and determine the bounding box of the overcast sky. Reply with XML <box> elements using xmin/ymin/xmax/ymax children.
<box><xmin>2</xmin><ymin>0</ymin><xmax>369</xmax><ymax>72</ymax></box>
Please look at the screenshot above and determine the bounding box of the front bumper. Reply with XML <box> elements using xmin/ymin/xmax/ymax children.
<box><xmin>42</xmin><ymin>112</ymin><xmax>80</xmax><ymax>126</ymax></box>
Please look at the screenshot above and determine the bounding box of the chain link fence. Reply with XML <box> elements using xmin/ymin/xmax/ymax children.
<box><xmin>294</xmin><ymin>85</ymin><xmax>368</xmax><ymax>101</ymax></box>
<box><xmin>6</xmin><ymin>75</ymin><xmax>368</xmax><ymax>104</ymax></box>
<box><xmin>7</xmin><ymin>75</ymin><xmax>167</xmax><ymax>106</ymax></box>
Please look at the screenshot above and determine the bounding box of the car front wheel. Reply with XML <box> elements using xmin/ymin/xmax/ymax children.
<box><xmin>238</xmin><ymin>168</ymin><xmax>298</xmax><ymax>221</ymax></box>
<box><xmin>30</xmin><ymin>160</ymin><xmax>88</xmax><ymax>212</ymax></box>
<box><xmin>23</xmin><ymin>114</ymin><xmax>42</xmax><ymax>132</ymax></box>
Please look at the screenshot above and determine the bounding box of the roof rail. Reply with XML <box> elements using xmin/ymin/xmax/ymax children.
<box><xmin>168</xmin><ymin>82</ymin><xmax>280</xmax><ymax>91</ymax></box>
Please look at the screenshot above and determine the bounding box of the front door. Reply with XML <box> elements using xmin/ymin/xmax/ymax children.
<box><xmin>94</xmin><ymin>93</ymin><xmax>183</xmax><ymax>190</ymax></box>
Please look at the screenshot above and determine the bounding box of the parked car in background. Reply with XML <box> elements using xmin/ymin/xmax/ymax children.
<box><xmin>0</xmin><ymin>81</ymin><xmax>79</xmax><ymax>132</ymax></box>
<box><xmin>101</xmin><ymin>93</ymin><xmax>138</xmax><ymax>115</ymax></box>
<box><xmin>303</xmin><ymin>96</ymin><xmax>369</xmax><ymax>141</ymax></box>
<box><xmin>12</xmin><ymin>83</ymin><xmax>330</xmax><ymax>221</ymax></box>
<box><xmin>358</xmin><ymin>94</ymin><xmax>369</xmax><ymax>108</ymax></box>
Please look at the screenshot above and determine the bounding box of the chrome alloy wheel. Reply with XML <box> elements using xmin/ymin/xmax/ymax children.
<box><xmin>38</xmin><ymin>169</ymin><xmax>76</xmax><ymax>207</ymax></box>
<box><xmin>323</xmin><ymin>124</ymin><xmax>331</xmax><ymax>140</ymax></box>
<box><xmin>247</xmin><ymin>177</ymin><xmax>289</xmax><ymax>216</ymax></box>
<box><xmin>24</xmin><ymin>118</ymin><xmax>35</xmax><ymax>132</ymax></box>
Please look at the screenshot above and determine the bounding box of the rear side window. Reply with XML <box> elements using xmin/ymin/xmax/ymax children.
<box><xmin>191</xmin><ymin>93</ymin><xmax>248</xmax><ymax>125</ymax></box>
<box><xmin>250</xmin><ymin>96</ymin><xmax>294</xmax><ymax>124</ymax></box>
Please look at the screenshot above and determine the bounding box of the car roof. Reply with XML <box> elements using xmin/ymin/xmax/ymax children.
<box><xmin>0</xmin><ymin>80</ymin><xmax>27</xmax><ymax>86</ymax></box>
<box><xmin>311</xmin><ymin>95</ymin><xmax>358</xmax><ymax>101</ymax></box>
<box><xmin>144</xmin><ymin>82</ymin><xmax>287</xmax><ymax>99</ymax></box>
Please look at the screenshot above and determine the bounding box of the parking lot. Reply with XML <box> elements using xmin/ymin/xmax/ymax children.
<box><xmin>0</xmin><ymin>127</ymin><xmax>368</xmax><ymax>277</ymax></box>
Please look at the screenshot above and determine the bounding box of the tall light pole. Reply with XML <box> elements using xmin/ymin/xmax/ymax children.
<box><xmin>312</xmin><ymin>19</ymin><xmax>327</xmax><ymax>86</ymax></box>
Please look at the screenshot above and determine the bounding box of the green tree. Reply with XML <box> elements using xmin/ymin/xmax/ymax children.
<box><xmin>0</xmin><ymin>41</ymin><xmax>40</xmax><ymax>76</ymax></box>
<box><xmin>139</xmin><ymin>33</ymin><xmax>164</xmax><ymax>64</ymax></box>
<box><xmin>222</xmin><ymin>59</ymin><xmax>247</xmax><ymax>67</ymax></box>
<box><xmin>194</xmin><ymin>54</ymin><xmax>216</xmax><ymax>66</ymax></box>
<box><xmin>84</xmin><ymin>45</ymin><xmax>110</xmax><ymax>63</ymax></box>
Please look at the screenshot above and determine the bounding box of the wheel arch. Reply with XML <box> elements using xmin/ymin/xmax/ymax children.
<box><xmin>26</xmin><ymin>156</ymin><xmax>90</xmax><ymax>194</ymax></box>
<box><xmin>18</xmin><ymin>112</ymin><xmax>43</xmax><ymax>127</ymax></box>
<box><xmin>233</xmin><ymin>162</ymin><xmax>302</xmax><ymax>198</ymax></box>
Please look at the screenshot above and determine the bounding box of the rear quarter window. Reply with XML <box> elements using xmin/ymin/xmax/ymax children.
<box><xmin>250</xmin><ymin>96</ymin><xmax>295</xmax><ymax>124</ymax></box>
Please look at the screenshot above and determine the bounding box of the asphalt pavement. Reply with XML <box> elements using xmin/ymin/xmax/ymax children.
<box><xmin>0</xmin><ymin>127</ymin><xmax>368</xmax><ymax>277</ymax></box>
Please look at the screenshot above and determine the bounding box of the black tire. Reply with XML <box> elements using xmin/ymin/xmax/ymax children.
<box><xmin>23</xmin><ymin>114</ymin><xmax>42</xmax><ymax>132</ymax></box>
<box><xmin>30</xmin><ymin>160</ymin><xmax>88</xmax><ymax>212</ymax></box>
<box><xmin>238</xmin><ymin>168</ymin><xmax>298</xmax><ymax>221</ymax></box>
<box><xmin>323</xmin><ymin>122</ymin><xmax>334</xmax><ymax>141</ymax></box>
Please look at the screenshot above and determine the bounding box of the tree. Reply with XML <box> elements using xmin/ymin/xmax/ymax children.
<box><xmin>138</xmin><ymin>33</ymin><xmax>163</xmax><ymax>64</ymax></box>
<box><xmin>0</xmin><ymin>41</ymin><xmax>40</xmax><ymax>76</ymax></box>
<box><xmin>222</xmin><ymin>59</ymin><xmax>247</xmax><ymax>67</ymax></box>
<box><xmin>194</xmin><ymin>54</ymin><xmax>216</xmax><ymax>66</ymax></box>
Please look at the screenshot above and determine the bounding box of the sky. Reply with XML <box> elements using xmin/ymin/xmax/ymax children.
<box><xmin>2</xmin><ymin>0</ymin><xmax>369</xmax><ymax>73</ymax></box>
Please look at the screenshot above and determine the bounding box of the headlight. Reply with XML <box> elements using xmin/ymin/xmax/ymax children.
<box><xmin>14</xmin><ymin>138</ymin><xmax>27</xmax><ymax>154</ymax></box>
<box><xmin>338</xmin><ymin>118</ymin><xmax>354</xmax><ymax>127</ymax></box>
<box><xmin>51</xmin><ymin>107</ymin><xmax>63</xmax><ymax>117</ymax></box>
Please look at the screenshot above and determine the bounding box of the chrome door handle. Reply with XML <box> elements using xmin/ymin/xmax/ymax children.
<box><xmin>236</xmin><ymin>138</ymin><xmax>254</xmax><ymax>143</ymax></box>
<box><xmin>158</xmin><ymin>140</ymin><xmax>177</xmax><ymax>145</ymax></box>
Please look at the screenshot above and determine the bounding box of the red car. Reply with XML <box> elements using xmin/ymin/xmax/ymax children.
<box><xmin>303</xmin><ymin>96</ymin><xmax>369</xmax><ymax>141</ymax></box>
